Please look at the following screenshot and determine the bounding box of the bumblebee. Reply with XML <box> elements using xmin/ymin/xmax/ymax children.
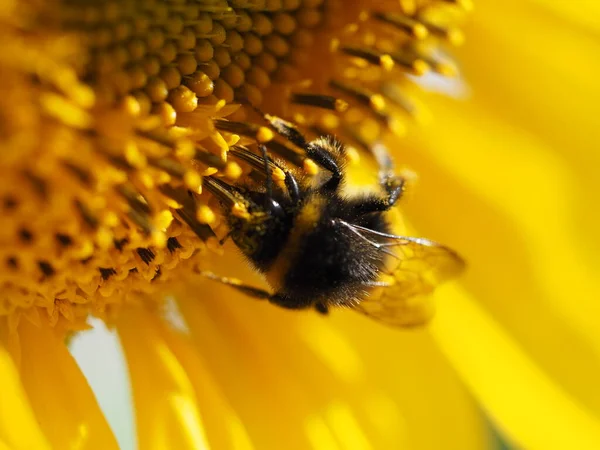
<box><xmin>202</xmin><ymin>113</ymin><xmax>464</xmax><ymax>327</ymax></box>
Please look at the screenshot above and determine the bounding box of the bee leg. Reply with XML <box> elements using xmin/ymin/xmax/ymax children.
<box><xmin>371</xmin><ymin>142</ymin><xmax>413</xmax><ymax>207</ymax></box>
<box><xmin>219</xmin><ymin>231</ymin><xmax>232</xmax><ymax>245</ymax></box>
<box><xmin>381</xmin><ymin>175</ymin><xmax>406</xmax><ymax>208</ymax></box>
<box><xmin>305</xmin><ymin>140</ymin><xmax>343</xmax><ymax>190</ymax></box>
<box><xmin>348</xmin><ymin>175</ymin><xmax>407</xmax><ymax>216</ymax></box>
<box><xmin>199</xmin><ymin>271</ymin><xmax>331</xmax><ymax>315</ymax></box>
<box><xmin>362</xmin><ymin>280</ymin><xmax>395</xmax><ymax>287</ymax></box>
<box><xmin>314</xmin><ymin>302</ymin><xmax>329</xmax><ymax>315</ymax></box>
<box><xmin>198</xmin><ymin>270</ymin><xmax>273</xmax><ymax>300</ymax></box>
<box><xmin>258</xmin><ymin>144</ymin><xmax>302</xmax><ymax>204</ymax></box>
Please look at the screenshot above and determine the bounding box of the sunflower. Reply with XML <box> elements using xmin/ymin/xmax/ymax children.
<box><xmin>1</xmin><ymin>0</ymin><xmax>599</xmax><ymax>449</ymax></box>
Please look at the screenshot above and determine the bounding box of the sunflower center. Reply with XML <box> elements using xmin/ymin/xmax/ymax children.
<box><xmin>0</xmin><ymin>0</ymin><xmax>468</xmax><ymax>331</ymax></box>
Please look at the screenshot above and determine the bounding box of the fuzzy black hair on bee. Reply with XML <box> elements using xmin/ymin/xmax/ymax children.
<box><xmin>202</xmin><ymin>113</ymin><xmax>464</xmax><ymax>326</ymax></box>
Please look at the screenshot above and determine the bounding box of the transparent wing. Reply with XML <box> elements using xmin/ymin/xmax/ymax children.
<box><xmin>353</xmin><ymin>233</ymin><xmax>465</xmax><ymax>328</ymax></box>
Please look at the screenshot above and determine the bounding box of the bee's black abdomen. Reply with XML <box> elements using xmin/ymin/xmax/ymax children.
<box><xmin>279</xmin><ymin>198</ymin><xmax>390</xmax><ymax>307</ymax></box>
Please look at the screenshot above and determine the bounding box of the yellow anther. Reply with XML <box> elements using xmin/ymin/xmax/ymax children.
<box><xmin>329</xmin><ymin>38</ymin><xmax>340</xmax><ymax>52</ymax></box>
<box><xmin>335</xmin><ymin>99</ymin><xmax>349</xmax><ymax>112</ymax></box>
<box><xmin>413</xmin><ymin>23</ymin><xmax>429</xmax><ymax>40</ymax></box>
<box><xmin>231</xmin><ymin>203</ymin><xmax>250</xmax><ymax>220</ymax></box>
<box><xmin>151</xmin><ymin>231</ymin><xmax>167</xmax><ymax>249</ymax></box>
<box><xmin>73</xmin><ymin>240</ymin><xmax>95</xmax><ymax>260</ymax></box>
<box><xmin>202</xmin><ymin>167</ymin><xmax>219</xmax><ymax>176</ymax></box>
<box><xmin>214</xmin><ymin>99</ymin><xmax>228</xmax><ymax>112</ymax></box>
<box><xmin>184</xmin><ymin>170</ymin><xmax>203</xmax><ymax>193</ymax></box>
<box><xmin>40</xmin><ymin>93</ymin><xmax>92</xmax><ymax>129</ymax></box>
<box><xmin>155</xmin><ymin>210</ymin><xmax>174</xmax><ymax>230</ymax></box>
<box><xmin>175</xmin><ymin>140</ymin><xmax>196</xmax><ymax>160</ymax></box>
<box><xmin>303</xmin><ymin>159</ymin><xmax>319</xmax><ymax>175</ymax></box>
<box><xmin>256</xmin><ymin>126</ymin><xmax>274</xmax><ymax>143</ymax></box>
<box><xmin>224</xmin><ymin>161</ymin><xmax>243</xmax><ymax>180</ymax></box>
<box><xmin>102</xmin><ymin>211</ymin><xmax>120</xmax><ymax>228</ymax></box>
<box><xmin>95</xmin><ymin>227</ymin><xmax>113</xmax><ymax>250</ymax></box>
<box><xmin>436</xmin><ymin>62</ymin><xmax>458</xmax><ymax>77</ymax></box>
<box><xmin>137</xmin><ymin>172</ymin><xmax>155</xmax><ymax>189</ymax></box>
<box><xmin>447</xmin><ymin>28</ymin><xmax>465</xmax><ymax>46</ymax></box>
<box><xmin>125</xmin><ymin>142</ymin><xmax>147</xmax><ymax>168</ymax></box>
<box><xmin>369</xmin><ymin>94</ymin><xmax>386</xmax><ymax>112</ymax></box>
<box><xmin>224</xmin><ymin>134</ymin><xmax>241</xmax><ymax>146</ymax></box>
<box><xmin>412</xmin><ymin>59</ymin><xmax>430</xmax><ymax>76</ymax></box>
<box><xmin>152</xmin><ymin>102</ymin><xmax>177</xmax><ymax>127</ymax></box>
<box><xmin>122</xmin><ymin>95</ymin><xmax>141</xmax><ymax>117</ymax></box>
<box><xmin>380</xmin><ymin>54</ymin><xmax>395</xmax><ymax>71</ymax></box>
<box><xmin>196</xmin><ymin>205</ymin><xmax>216</xmax><ymax>224</ymax></box>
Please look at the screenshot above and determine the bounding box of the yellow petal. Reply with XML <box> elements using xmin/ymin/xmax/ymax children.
<box><xmin>459</xmin><ymin>0</ymin><xmax>600</xmax><ymax>256</ymax></box>
<box><xmin>17</xmin><ymin>320</ymin><xmax>118</xmax><ymax>450</ymax></box>
<box><xmin>179</xmin><ymin>249</ymin><xmax>488</xmax><ymax>450</ymax></box>
<box><xmin>0</xmin><ymin>342</ymin><xmax>51</xmax><ymax>450</ymax></box>
<box><xmin>525</xmin><ymin>0</ymin><xmax>600</xmax><ymax>33</ymax></box>
<box><xmin>178</xmin><ymin>286</ymin><xmax>358</xmax><ymax>450</ymax></box>
<box><xmin>117</xmin><ymin>307</ymin><xmax>210</xmax><ymax>450</ymax></box>
<box><xmin>157</xmin><ymin>313</ymin><xmax>255</xmax><ymax>450</ymax></box>
<box><xmin>397</xmin><ymin>92</ymin><xmax>600</xmax><ymax>416</ymax></box>
<box><xmin>430</xmin><ymin>284</ymin><xmax>600</xmax><ymax>449</ymax></box>
<box><xmin>326</xmin><ymin>309</ymin><xmax>489</xmax><ymax>450</ymax></box>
